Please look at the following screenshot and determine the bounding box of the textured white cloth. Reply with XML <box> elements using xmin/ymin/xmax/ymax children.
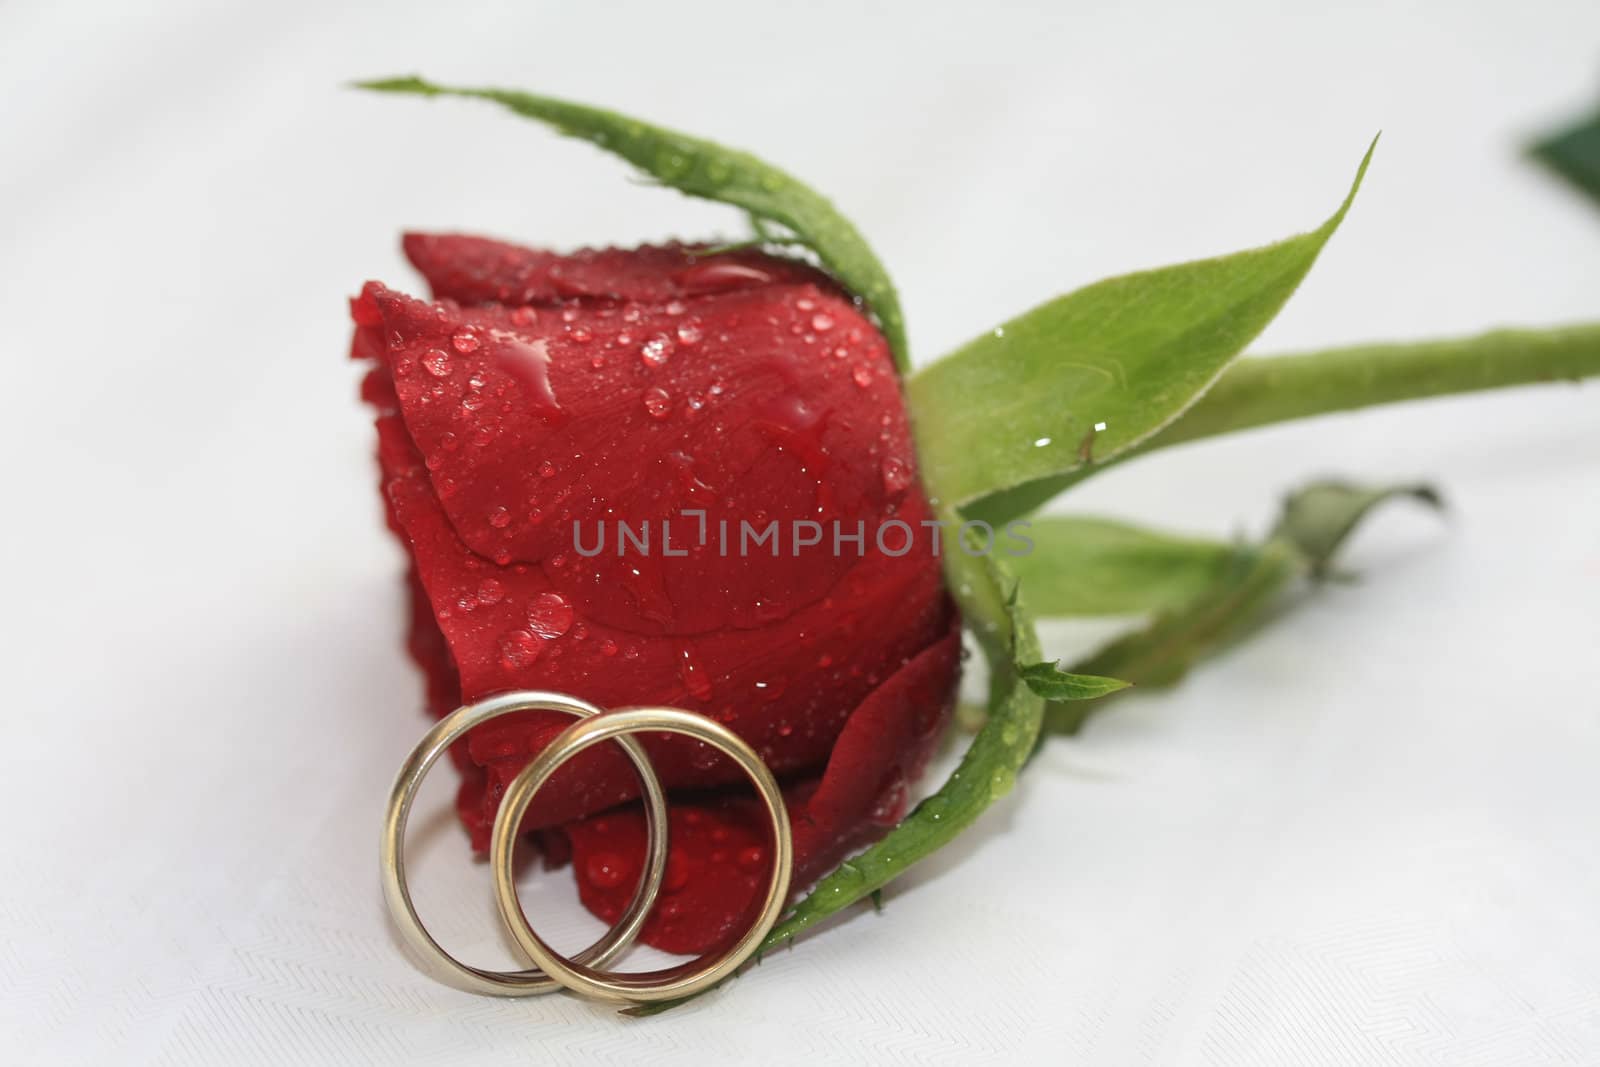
<box><xmin>2</xmin><ymin>1</ymin><xmax>1597</xmax><ymax>1062</ymax></box>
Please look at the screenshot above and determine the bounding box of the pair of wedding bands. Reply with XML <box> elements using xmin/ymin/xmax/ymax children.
<box><xmin>381</xmin><ymin>691</ymin><xmax>794</xmax><ymax>1003</ymax></box>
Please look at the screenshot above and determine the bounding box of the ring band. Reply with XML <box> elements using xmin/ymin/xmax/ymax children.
<box><xmin>491</xmin><ymin>706</ymin><xmax>794</xmax><ymax>1003</ymax></box>
<box><xmin>380</xmin><ymin>691</ymin><xmax>670</xmax><ymax>996</ymax></box>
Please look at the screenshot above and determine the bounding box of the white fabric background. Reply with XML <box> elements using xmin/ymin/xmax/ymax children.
<box><xmin>2</xmin><ymin>1</ymin><xmax>1597</xmax><ymax>1062</ymax></box>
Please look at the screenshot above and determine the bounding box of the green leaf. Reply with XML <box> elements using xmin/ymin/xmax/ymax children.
<box><xmin>1018</xmin><ymin>661</ymin><xmax>1130</xmax><ymax>700</ymax></box>
<box><xmin>1040</xmin><ymin>477</ymin><xmax>1442</xmax><ymax>737</ymax></box>
<box><xmin>353</xmin><ymin>75</ymin><xmax>909</xmax><ymax>371</ymax></box>
<box><xmin>1530</xmin><ymin>104</ymin><xmax>1600</xmax><ymax>207</ymax></box>
<box><xmin>1272</xmin><ymin>480</ymin><xmax>1443</xmax><ymax>578</ymax></box>
<box><xmin>1010</xmin><ymin>516</ymin><xmax>1241</xmax><ymax>616</ymax></box>
<box><xmin>908</xmin><ymin>138</ymin><xmax>1376</xmax><ymax>512</ymax></box>
<box><xmin>973</xmin><ymin>322</ymin><xmax>1600</xmax><ymax>527</ymax></box>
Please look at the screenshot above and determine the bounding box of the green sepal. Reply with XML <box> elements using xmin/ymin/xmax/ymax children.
<box><xmin>353</xmin><ymin>75</ymin><xmax>910</xmax><ymax>371</ymax></box>
<box><xmin>1017</xmin><ymin>661</ymin><xmax>1130</xmax><ymax>701</ymax></box>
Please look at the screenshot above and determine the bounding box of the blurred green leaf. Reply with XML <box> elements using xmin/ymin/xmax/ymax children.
<box><xmin>1011</xmin><ymin>516</ymin><xmax>1241</xmax><ymax>616</ymax></box>
<box><xmin>1272</xmin><ymin>481</ymin><xmax>1443</xmax><ymax>578</ymax></box>
<box><xmin>1531</xmin><ymin>104</ymin><xmax>1600</xmax><ymax>207</ymax></box>
<box><xmin>1039</xmin><ymin>478</ymin><xmax>1440</xmax><ymax>736</ymax></box>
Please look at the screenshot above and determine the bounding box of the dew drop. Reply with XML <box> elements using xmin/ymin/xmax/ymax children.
<box><xmin>811</xmin><ymin>313</ymin><xmax>834</xmax><ymax>332</ymax></box>
<box><xmin>674</xmin><ymin>260</ymin><xmax>775</xmax><ymax>293</ymax></box>
<box><xmin>664</xmin><ymin>852</ymin><xmax>691</xmax><ymax>892</ymax></box>
<box><xmin>679</xmin><ymin>647</ymin><xmax>713</xmax><ymax>701</ymax></box>
<box><xmin>526</xmin><ymin>591</ymin><xmax>574</xmax><ymax>639</ymax></box>
<box><xmin>640</xmin><ymin>334</ymin><xmax>673</xmax><ymax>367</ymax></box>
<box><xmin>539</xmin><ymin>460</ymin><xmax>557</xmax><ymax>479</ymax></box>
<box><xmin>510</xmin><ymin>307</ymin><xmax>537</xmax><ymax>327</ymax></box>
<box><xmin>881</xmin><ymin>455</ymin><xmax>913</xmax><ymax>493</ymax></box>
<box><xmin>676</xmin><ymin>322</ymin><xmax>702</xmax><ymax>346</ymax></box>
<box><xmin>643</xmin><ymin>386</ymin><xmax>673</xmax><ymax>419</ymax></box>
<box><xmin>421</xmin><ymin>348</ymin><xmax>451</xmax><ymax>377</ymax></box>
<box><xmin>451</xmin><ymin>330</ymin><xmax>480</xmax><ymax>354</ymax></box>
<box><xmin>584</xmin><ymin>852</ymin><xmax>629</xmax><ymax>890</ymax></box>
<box><xmin>488</xmin><ymin>506</ymin><xmax>512</xmax><ymax>528</ymax></box>
<box><xmin>497</xmin><ymin>629</ymin><xmax>541</xmax><ymax>670</ymax></box>
<box><xmin>477</xmin><ymin>578</ymin><xmax>505</xmax><ymax>606</ymax></box>
<box><xmin>492</xmin><ymin>333</ymin><xmax>560</xmax><ymax>413</ymax></box>
<box><xmin>852</xmin><ymin>365</ymin><xmax>874</xmax><ymax>388</ymax></box>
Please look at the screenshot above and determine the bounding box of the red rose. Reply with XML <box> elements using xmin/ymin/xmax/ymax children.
<box><xmin>352</xmin><ymin>234</ymin><xmax>960</xmax><ymax>953</ymax></box>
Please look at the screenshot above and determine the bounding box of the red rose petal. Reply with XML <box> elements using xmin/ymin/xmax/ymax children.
<box><xmin>562</xmin><ymin>623</ymin><xmax>961</xmax><ymax>954</ymax></box>
<box><xmin>403</xmin><ymin>235</ymin><xmax>839</xmax><ymax>307</ymax></box>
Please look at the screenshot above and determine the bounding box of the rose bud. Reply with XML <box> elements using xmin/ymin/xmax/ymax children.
<box><xmin>352</xmin><ymin>234</ymin><xmax>960</xmax><ymax>953</ymax></box>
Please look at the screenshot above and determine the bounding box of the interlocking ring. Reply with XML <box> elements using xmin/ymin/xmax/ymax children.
<box><xmin>489</xmin><ymin>706</ymin><xmax>793</xmax><ymax>1003</ymax></box>
<box><xmin>380</xmin><ymin>691</ymin><xmax>669</xmax><ymax>996</ymax></box>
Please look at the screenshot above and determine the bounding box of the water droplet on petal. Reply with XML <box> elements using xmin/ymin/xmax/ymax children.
<box><xmin>452</xmin><ymin>330</ymin><xmax>480</xmax><ymax>354</ymax></box>
<box><xmin>584</xmin><ymin>852</ymin><xmax>629</xmax><ymax>890</ymax></box>
<box><xmin>539</xmin><ymin>461</ymin><xmax>557</xmax><ymax>479</ymax></box>
<box><xmin>881</xmin><ymin>455</ymin><xmax>913</xmax><ymax>493</ymax></box>
<box><xmin>640</xmin><ymin>335</ymin><xmax>673</xmax><ymax>367</ymax></box>
<box><xmin>422</xmin><ymin>348</ymin><xmax>451</xmax><ymax>377</ymax></box>
<box><xmin>497</xmin><ymin>629</ymin><xmax>541</xmax><ymax>670</ymax></box>
<box><xmin>526</xmin><ymin>591</ymin><xmax>574</xmax><ymax>639</ymax></box>
<box><xmin>676</xmin><ymin>322</ymin><xmax>702</xmax><ymax>346</ymax></box>
<box><xmin>477</xmin><ymin>578</ymin><xmax>505</xmax><ymax>606</ymax></box>
<box><xmin>488</xmin><ymin>506</ymin><xmax>512</xmax><ymax>528</ymax></box>
<box><xmin>811</xmin><ymin>313</ymin><xmax>834</xmax><ymax>332</ymax></box>
<box><xmin>679</xmin><ymin>647</ymin><xmax>713</xmax><ymax>701</ymax></box>
<box><xmin>852</xmin><ymin>365</ymin><xmax>874</xmax><ymax>388</ymax></box>
<box><xmin>643</xmin><ymin>386</ymin><xmax>673</xmax><ymax>419</ymax></box>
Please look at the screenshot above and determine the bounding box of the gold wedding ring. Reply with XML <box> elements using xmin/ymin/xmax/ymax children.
<box><xmin>491</xmin><ymin>706</ymin><xmax>793</xmax><ymax>1003</ymax></box>
<box><xmin>382</xmin><ymin>693</ymin><xmax>794</xmax><ymax>1003</ymax></box>
<box><xmin>380</xmin><ymin>691</ymin><xmax>669</xmax><ymax>996</ymax></box>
